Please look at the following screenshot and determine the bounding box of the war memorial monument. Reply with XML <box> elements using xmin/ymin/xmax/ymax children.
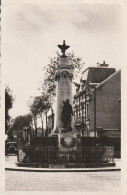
<box><xmin>17</xmin><ymin>41</ymin><xmax>115</xmax><ymax>168</ymax></box>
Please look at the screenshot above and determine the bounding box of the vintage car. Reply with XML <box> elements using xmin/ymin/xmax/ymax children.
<box><xmin>5</xmin><ymin>142</ymin><xmax>17</xmax><ymax>155</ymax></box>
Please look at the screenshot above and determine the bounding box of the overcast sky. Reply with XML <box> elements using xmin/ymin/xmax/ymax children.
<box><xmin>2</xmin><ymin>1</ymin><xmax>123</xmax><ymax>118</ymax></box>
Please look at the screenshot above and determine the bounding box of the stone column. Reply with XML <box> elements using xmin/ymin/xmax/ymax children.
<box><xmin>53</xmin><ymin>56</ymin><xmax>74</xmax><ymax>133</ymax></box>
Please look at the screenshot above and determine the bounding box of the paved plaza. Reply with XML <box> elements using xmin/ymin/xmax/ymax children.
<box><xmin>6</xmin><ymin>169</ymin><xmax>121</xmax><ymax>191</ymax></box>
<box><xmin>5</xmin><ymin>156</ymin><xmax>121</xmax><ymax>191</ymax></box>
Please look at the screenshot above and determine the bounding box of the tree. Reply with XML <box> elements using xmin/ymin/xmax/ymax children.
<box><xmin>28</xmin><ymin>97</ymin><xmax>39</xmax><ymax>138</ymax></box>
<box><xmin>42</xmin><ymin>51</ymin><xmax>85</xmax><ymax>97</ymax></box>
<box><xmin>28</xmin><ymin>94</ymin><xmax>51</xmax><ymax>137</ymax></box>
<box><xmin>12</xmin><ymin>114</ymin><xmax>33</xmax><ymax>145</ymax></box>
<box><xmin>5</xmin><ymin>86</ymin><xmax>14</xmax><ymax>134</ymax></box>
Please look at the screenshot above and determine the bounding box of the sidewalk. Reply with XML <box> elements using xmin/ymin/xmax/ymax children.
<box><xmin>5</xmin><ymin>156</ymin><xmax>121</xmax><ymax>172</ymax></box>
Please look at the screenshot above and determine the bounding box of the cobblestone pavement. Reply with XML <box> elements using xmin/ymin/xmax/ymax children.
<box><xmin>5</xmin><ymin>156</ymin><xmax>121</xmax><ymax>191</ymax></box>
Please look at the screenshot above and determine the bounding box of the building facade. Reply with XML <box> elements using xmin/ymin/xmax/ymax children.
<box><xmin>89</xmin><ymin>69</ymin><xmax>121</xmax><ymax>137</ymax></box>
<box><xmin>73</xmin><ymin>61</ymin><xmax>116</xmax><ymax>137</ymax></box>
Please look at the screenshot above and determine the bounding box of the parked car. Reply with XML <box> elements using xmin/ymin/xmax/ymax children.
<box><xmin>5</xmin><ymin>142</ymin><xmax>17</xmax><ymax>155</ymax></box>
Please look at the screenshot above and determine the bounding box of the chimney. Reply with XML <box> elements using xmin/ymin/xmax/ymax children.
<box><xmin>99</xmin><ymin>61</ymin><xmax>109</xmax><ymax>67</ymax></box>
<box><xmin>97</xmin><ymin>62</ymin><xmax>100</xmax><ymax>67</ymax></box>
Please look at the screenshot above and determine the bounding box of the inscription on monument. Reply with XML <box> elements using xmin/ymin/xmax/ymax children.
<box><xmin>59</xmin><ymin>79</ymin><xmax>71</xmax><ymax>97</ymax></box>
<box><xmin>60</xmin><ymin>58</ymin><xmax>69</xmax><ymax>64</ymax></box>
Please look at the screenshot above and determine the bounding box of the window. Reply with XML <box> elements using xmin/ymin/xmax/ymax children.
<box><xmin>102</xmin><ymin>70</ymin><xmax>106</xmax><ymax>76</ymax></box>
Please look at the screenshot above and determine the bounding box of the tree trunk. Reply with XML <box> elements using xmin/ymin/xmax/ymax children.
<box><xmin>45</xmin><ymin>112</ymin><xmax>48</xmax><ymax>137</ymax></box>
<box><xmin>20</xmin><ymin>129</ymin><xmax>24</xmax><ymax>146</ymax></box>
<box><xmin>51</xmin><ymin>107</ymin><xmax>54</xmax><ymax>131</ymax></box>
<box><xmin>40</xmin><ymin>114</ymin><xmax>43</xmax><ymax>138</ymax></box>
<box><xmin>33</xmin><ymin>116</ymin><xmax>37</xmax><ymax>138</ymax></box>
<box><xmin>25</xmin><ymin>129</ymin><xmax>27</xmax><ymax>145</ymax></box>
<box><xmin>26</xmin><ymin>129</ymin><xmax>29</xmax><ymax>145</ymax></box>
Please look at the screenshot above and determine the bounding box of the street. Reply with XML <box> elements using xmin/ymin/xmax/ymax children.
<box><xmin>5</xmin><ymin>156</ymin><xmax>121</xmax><ymax>191</ymax></box>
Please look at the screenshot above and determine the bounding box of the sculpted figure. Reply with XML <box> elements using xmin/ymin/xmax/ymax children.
<box><xmin>62</xmin><ymin>99</ymin><xmax>73</xmax><ymax>130</ymax></box>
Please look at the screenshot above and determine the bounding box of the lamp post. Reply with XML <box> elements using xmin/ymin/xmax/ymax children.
<box><xmin>94</xmin><ymin>87</ymin><xmax>96</xmax><ymax>137</ymax></box>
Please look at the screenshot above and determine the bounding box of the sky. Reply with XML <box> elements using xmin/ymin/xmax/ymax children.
<box><xmin>2</xmin><ymin>1</ymin><xmax>123</xmax><ymax>119</ymax></box>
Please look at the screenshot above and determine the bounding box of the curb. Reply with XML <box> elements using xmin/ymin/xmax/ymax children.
<box><xmin>5</xmin><ymin>167</ymin><xmax>121</xmax><ymax>172</ymax></box>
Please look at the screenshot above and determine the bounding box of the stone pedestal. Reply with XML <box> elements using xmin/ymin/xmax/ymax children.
<box><xmin>53</xmin><ymin>56</ymin><xmax>74</xmax><ymax>133</ymax></box>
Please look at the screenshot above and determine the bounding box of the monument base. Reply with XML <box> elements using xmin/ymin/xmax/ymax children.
<box><xmin>17</xmin><ymin>130</ymin><xmax>115</xmax><ymax>169</ymax></box>
<box><xmin>58</xmin><ymin>130</ymin><xmax>77</xmax><ymax>152</ymax></box>
<box><xmin>16</xmin><ymin>162</ymin><xmax>116</xmax><ymax>169</ymax></box>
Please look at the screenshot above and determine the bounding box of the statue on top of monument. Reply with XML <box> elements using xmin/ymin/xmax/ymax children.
<box><xmin>58</xmin><ymin>40</ymin><xmax>70</xmax><ymax>57</ymax></box>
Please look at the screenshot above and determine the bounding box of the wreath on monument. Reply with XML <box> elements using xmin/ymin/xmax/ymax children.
<box><xmin>61</xmin><ymin>138</ymin><xmax>76</xmax><ymax>148</ymax></box>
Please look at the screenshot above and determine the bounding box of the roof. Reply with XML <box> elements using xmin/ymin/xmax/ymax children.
<box><xmin>82</xmin><ymin>66</ymin><xmax>115</xmax><ymax>75</ymax></box>
<box><xmin>96</xmin><ymin>69</ymin><xmax>121</xmax><ymax>89</ymax></box>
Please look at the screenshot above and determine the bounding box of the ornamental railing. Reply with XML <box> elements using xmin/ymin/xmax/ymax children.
<box><xmin>17</xmin><ymin>146</ymin><xmax>114</xmax><ymax>164</ymax></box>
<box><xmin>76</xmin><ymin>147</ymin><xmax>114</xmax><ymax>163</ymax></box>
<box><xmin>17</xmin><ymin>146</ymin><xmax>58</xmax><ymax>163</ymax></box>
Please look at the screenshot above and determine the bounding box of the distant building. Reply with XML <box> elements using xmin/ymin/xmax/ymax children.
<box><xmin>73</xmin><ymin>61</ymin><xmax>116</xmax><ymax>137</ymax></box>
<box><xmin>47</xmin><ymin>114</ymin><xmax>54</xmax><ymax>135</ymax></box>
